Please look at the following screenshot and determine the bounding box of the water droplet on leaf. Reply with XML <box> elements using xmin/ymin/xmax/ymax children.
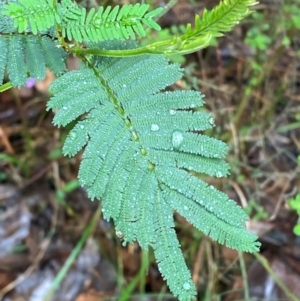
<box><xmin>208</xmin><ymin>117</ymin><xmax>215</xmax><ymax>125</ymax></box>
<box><xmin>172</xmin><ymin>130</ymin><xmax>184</xmax><ymax>149</ymax></box>
<box><xmin>70</xmin><ymin>132</ymin><xmax>77</xmax><ymax>139</ymax></box>
<box><xmin>184</xmin><ymin>205</ymin><xmax>188</xmax><ymax>210</ymax></box>
<box><xmin>183</xmin><ymin>282</ymin><xmax>191</xmax><ymax>290</ymax></box>
<box><xmin>151</xmin><ymin>124</ymin><xmax>160</xmax><ymax>131</ymax></box>
<box><xmin>216</xmin><ymin>171</ymin><xmax>223</xmax><ymax>178</ymax></box>
<box><xmin>63</xmin><ymin>106</ymin><xmax>68</xmax><ymax>110</ymax></box>
<box><xmin>116</xmin><ymin>230</ymin><xmax>123</xmax><ymax>238</ymax></box>
<box><xmin>169</xmin><ymin>109</ymin><xmax>176</xmax><ymax>115</ymax></box>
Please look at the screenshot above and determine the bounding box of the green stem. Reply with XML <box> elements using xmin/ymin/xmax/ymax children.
<box><xmin>52</xmin><ymin>0</ymin><xmax>57</xmax><ymax>10</ymax></box>
<box><xmin>117</xmin><ymin>250</ymin><xmax>149</xmax><ymax>301</ymax></box>
<box><xmin>238</xmin><ymin>251</ymin><xmax>250</xmax><ymax>301</ymax></box>
<box><xmin>43</xmin><ymin>204</ymin><xmax>102</xmax><ymax>301</ymax></box>
<box><xmin>73</xmin><ymin>34</ymin><xmax>212</xmax><ymax>57</ymax></box>
<box><xmin>73</xmin><ymin>43</ymin><xmax>168</xmax><ymax>57</ymax></box>
<box><xmin>154</xmin><ymin>0</ymin><xmax>180</xmax><ymax>20</ymax></box>
<box><xmin>253</xmin><ymin>253</ymin><xmax>300</xmax><ymax>301</ymax></box>
<box><xmin>0</xmin><ymin>82</ymin><xmax>13</xmax><ymax>92</ymax></box>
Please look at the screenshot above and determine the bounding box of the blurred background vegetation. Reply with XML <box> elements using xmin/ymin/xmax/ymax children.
<box><xmin>0</xmin><ymin>0</ymin><xmax>300</xmax><ymax>300</ymax></box>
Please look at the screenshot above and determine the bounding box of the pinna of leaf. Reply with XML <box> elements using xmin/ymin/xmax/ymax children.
<box><xmin>47</xmin><ymin>42</ymin><xmax>260</xmax><ymax>300</ymax></box>
<box><xmin>0</xmin><ymin>0</ymin><xmax>261</xmax><ymax>300</ymax></box>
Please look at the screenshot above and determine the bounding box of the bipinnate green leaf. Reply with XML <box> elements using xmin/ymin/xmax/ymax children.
<box><xmin>185</xmin><ymin>0</ymin><xmax>258</xmax><ymax>39</ymax></box>
<box><xmin>153</xmin><ymin>191</ymin><xmax>197</xmax><ymax>301</ymax></box>
<box><xmin>0</xmin><ymin>36</ymin><xmax>8</xmax><ymax>84</ymax></box>
<box><xmin>58</xmin><ymin>0</ymin><xmax>163</xmax><ymax>42</ymax></box>
<box><xmin>176</xmin><ymin>0</ymin><xmax>259</xmax><ymax>54</ymax></box>
<box><xmin>105</xmin><ymin>0</ymin><xmax>258</xmax><ymax>56</ymax></box>
<box><xmin>0</xmin><ymin>0</ymin><xmax>261</xmax><ymax>298</ymax></box>
<box><xmin>2</xmin><ymin>0</ymin><xmax>58</xmax><ymax>34</ymax></box>
<box><xmin>1</xmin><ymin>0</ymin><xmax>162</xmax><ymax>42</ymax></box>
<box><xmin>6</xmin><ymin>35</ymin><xmax>27</xmax><ymax>87</ymax></box>
<box><xmin>0</xmin><ymin>1</ymin><xmax>16</xmax><ymax>33</ymax></box>
<box><xmin>47</xmin><ymin>42</ymin><xmax>260</xmax><ymax>301</ymax></box>
<box><xmin>0</xmin><ymin>34</ymin><xmax>67</xmax><ymax>87</ymax></box>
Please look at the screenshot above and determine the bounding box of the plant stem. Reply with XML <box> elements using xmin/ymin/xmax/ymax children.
<box><xmin>0</xmin><ymin>82</ymin><xmax>13</xmax><ymax>92</ymax></box>
<box><xmin>155</xmin><ymin>0</ymin><xmax>180</xmax><ymax>20</ymax></box>
<box><xmin>43</xmin><ymin>204</ymin><xmax>102</xmax><ymax>301</ymax></box>
<box><xmin>73</xmin><ymin>34</ymin><xmax>212</xmax><ymax>57</ymax></box>
<box><xmin>238</xmin><ymin>251</ymin><xmax>250</xmax><ymax>301</ymax></box>
<box><xmin>253</xmin><ymin>252</ymin><xmax>300</xmax><ymax>301</ymax></box>
<box><xmin>73</xmin><ymin>43</ymin><xmax>168</xmax><ymax>57</ymax></box>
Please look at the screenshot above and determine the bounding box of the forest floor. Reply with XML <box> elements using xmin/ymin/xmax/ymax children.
<box><xmin>0</xmin><ymin>0</ymin><xmax>300</xmax><ymax>300</ymax></box>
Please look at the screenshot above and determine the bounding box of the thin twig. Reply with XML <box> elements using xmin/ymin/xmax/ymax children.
<box><xmin>238</xmin><ymin>251</ymin><xmax>250</xmax><ymax>301</ymax></box>
<box><xmin>0</xmin><ymin>126</ymin><xmax>15</xmax><ymax>154</ymax></box>
<box><xmin>0</xmin><ymin>82</ymin><xmax>13</xmax><ymax>92</ymax></box>
<box><xmin>43</xmin><ymin>204</ymin><xmax>102</xmax><ymax>301</ymax></box>
<box><xmin>155</xmin><ymin>0</ymin><xmax>179</xmax><ymax>20</ymax></box>
<box><xmin>0</xmin><ymin>236</ymin><xmax>53</xmax><ymax>298</ymax></box>
<box><xmin>253</xmin><ymin>252</ymin><xmax>300</xmax><ymax>301</ymax></box>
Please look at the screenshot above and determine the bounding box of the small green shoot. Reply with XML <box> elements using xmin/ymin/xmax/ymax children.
<box><xmin>288</xmin><ymin>194</ymin><xmax>300</xmax><ymax>236</ymax></box>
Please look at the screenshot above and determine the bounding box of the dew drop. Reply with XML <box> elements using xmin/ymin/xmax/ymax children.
<box><xmin>216</xmin><ymin>171</ymin><xmax>223</xmax><ymax>178</ymax></box>
<box><xmin>183</xmin><ymin>282</ymin><xmax>191</xmax><ymax>290</ymax></box>
<box><xmin>169</xmin><ymin>109</ymin><xmax>176</xmax><ymax>116</ymax></box>
<box><xmin>151</xmin><ymin>123</ymin><xmax>160</xmax><ymax>132</ymax></box>
<box><xmin>62</xmin><ymin>106</ymin><xmax>68</xmax><ymax>110</ymax></box>
<box><xmin>80</xmin><ymin>125</ymin><xmax>84</xmax><ymax>129</ymax></box>
<box><xmin>69</xmin><ymin>132</ymin><xmax>77</xmax><ymax>139</ymax></box>
<box><xmin>172</xmin><ymin>130</ymin><xmax>184</xmax><ymax>149</ymax></box>
<box><xmin>122</xmin><ymin>84</ymin><xmax>126</xmax><ymax>88</ymax></box>
<box><xmin>116</xmin><ymin>230</ymin><xmax>123</xmax><ymax>238</ymax></box>
<box><xmin>184</xmin><ymin>205</ymin><xmax>188</xmax><ymax>210</ymax></box>
<box><xmin>208</xmin><ymin>117</ymin><xmax>215</xmax><ymax>125</ymax></box>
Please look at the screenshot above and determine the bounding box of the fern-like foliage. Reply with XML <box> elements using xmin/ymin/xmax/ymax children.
<box><xmin>0</xmin><ymin>1</ymin><xmax>16</xmax><ymax>33</ymax></box>
<box><xmin>0</xmin><ymin>33</ymin><xmax>67</xmax><ymax>87</ymax></box>
<box><xmin>145</xmin><ymin>0</ymin><xmax>258</xmax><ymax>56</ymax></box>
<box><xmin>1</xmin><ymin>0</ymin><xmax>260</xmax><ymax>299</ymax></box>
<box><xmin>185</xmin><ymin>0</ymin><xmax>258</xmax><ymax>39</ymax></box>
<box><xmin>0</xmin><ymin>0</ymin><xmax>67</xmax><ymax>87</ymax></box>
<box><xmin>47</xmin><ymin>41</ymin><xmax>260</xmax><ymax>301</ymax></box>
<box><xmin>2</xmin><ymin>0</ymin><xmax>162</xmax><ymax>42</ymax></box>
<box><xmin>58</xmin><ymin>0</ymin><xmax>162</xmax><ymax>42</ymax></box>
<box><xmin>1</xmin><ymin>0</ymin><xmax>57</xmax><ymax>34</ymax></box>
<box><xmin>67</xmin><ymin>0</ymin><xmax>258</xmax><ymax>58</ymax></box>
<box><xmin>175</xmin><ymin>0</ymin><xmax>258</xmax><ymax>54</ymax></box>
